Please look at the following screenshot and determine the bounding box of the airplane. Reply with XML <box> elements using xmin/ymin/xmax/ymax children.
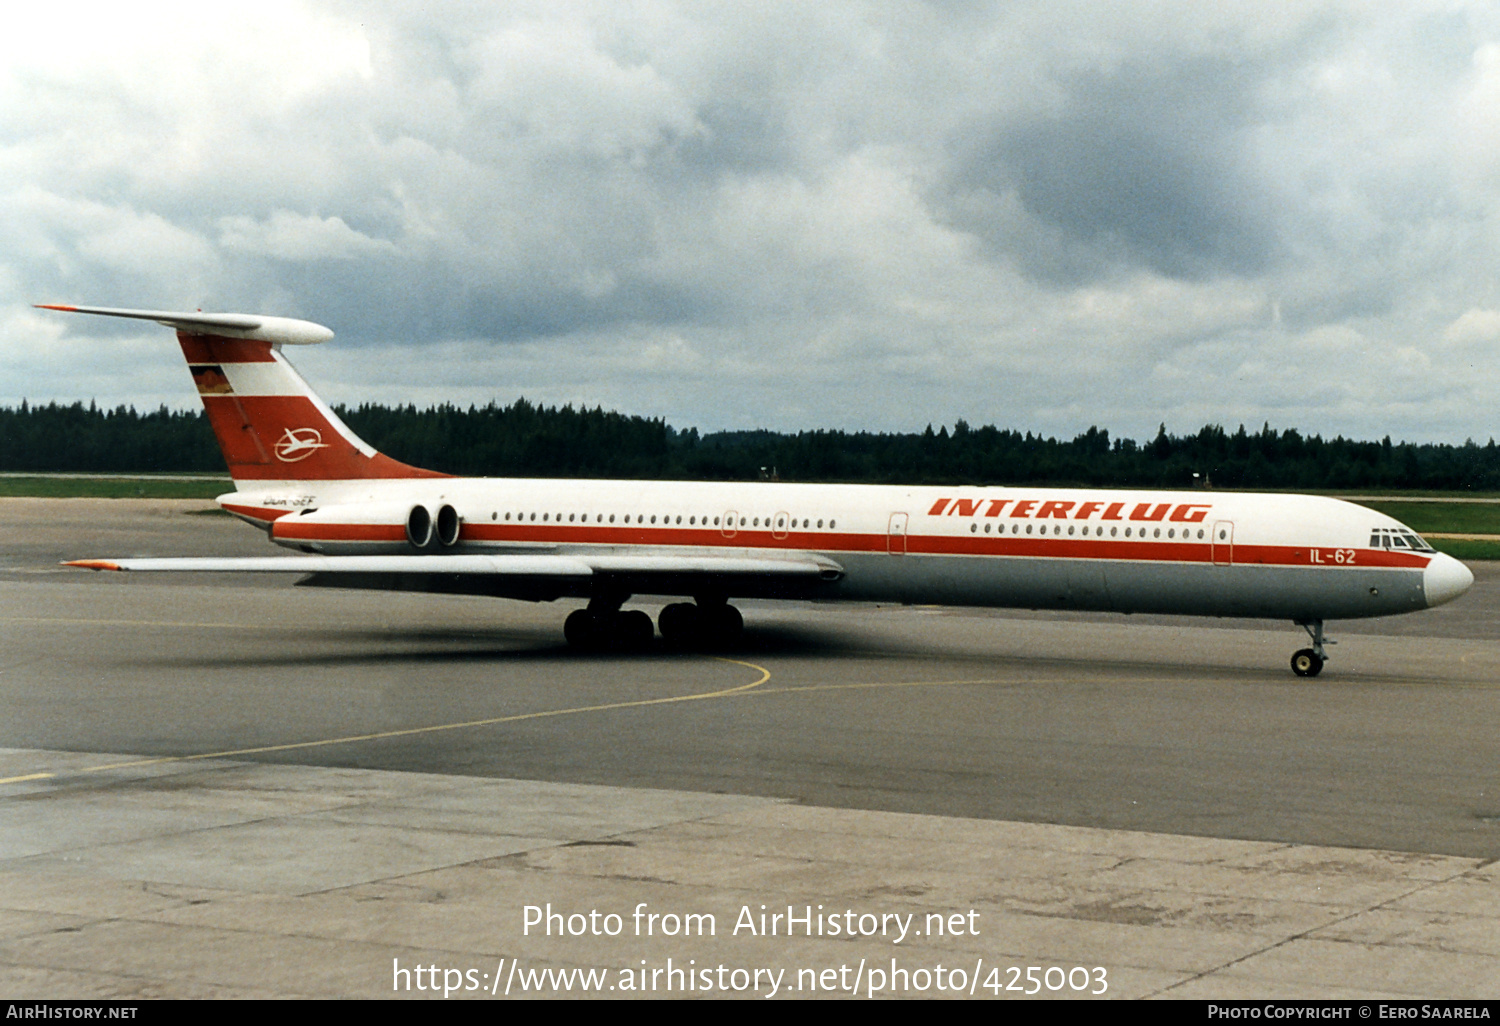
<box><xmin>39</xmin><ymin>303</ymin><xmax>1475</xmax><ymax>677</ymax></box>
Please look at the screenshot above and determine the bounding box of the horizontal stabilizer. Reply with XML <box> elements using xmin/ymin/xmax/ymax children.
<box><xmin>35</xmin><ymin>304</ymin><xmax>333</xmax><ymax>345</ymax></box>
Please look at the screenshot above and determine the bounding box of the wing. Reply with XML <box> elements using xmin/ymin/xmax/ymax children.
<box><xmin>65</xmin><ymin>553</ymin><xmax>846</xmax><ymax>602</ymax></box>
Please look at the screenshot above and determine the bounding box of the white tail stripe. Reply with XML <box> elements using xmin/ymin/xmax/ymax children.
<box><xmin>209</xmin><ymin>362</ymin><xmax>315</xmax><ymax>397</ymax></box>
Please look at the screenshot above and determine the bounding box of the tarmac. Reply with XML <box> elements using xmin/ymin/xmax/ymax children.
<box><xmin>1</xmin><ymin>498</ymin><xmax>1498</xmax><ymax>1000</ymax></box>
<box><xmin>3</xmin><ymin>749</ymin><xmax>1498</xmax><ymax>1000</ymax></box>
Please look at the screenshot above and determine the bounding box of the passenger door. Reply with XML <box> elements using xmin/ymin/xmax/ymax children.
<box><xmin>888</xmin><ymin>512</ymin><xmax>908</xmax><ymax>555</ymax></box>
<box><xmin>1212</xmin><ymin>520</ymin><xmax>1234</xmax><ymax>565</ymax></box>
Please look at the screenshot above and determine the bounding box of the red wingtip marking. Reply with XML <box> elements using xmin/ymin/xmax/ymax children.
<box><xmin>34</xmin><ymin>304</ymin><xmax>78</xmax><ymax>312</ymax></box>
<box><xmin>63</xmin><ymin>560</ymin><xmax>122</xmax><ymax>571</ymax></box>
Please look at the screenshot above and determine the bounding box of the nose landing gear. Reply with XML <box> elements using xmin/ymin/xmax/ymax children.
<box><xmin>1291</xmin><ymin>619</ymin><xmax>1334</xmax><ymax>677</ymax></box>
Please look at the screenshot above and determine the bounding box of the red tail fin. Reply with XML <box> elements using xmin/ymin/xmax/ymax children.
<box><xmin>181</xmin><ymin>333</ymin><xmax>445</xmax><ymax>482</ymax></box>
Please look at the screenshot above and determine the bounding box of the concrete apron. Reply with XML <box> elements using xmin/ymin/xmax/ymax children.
<box><xmin>0</xmin><ymin>748</ymin><xmax>1495</xmax><ymax>1000</ymax></box>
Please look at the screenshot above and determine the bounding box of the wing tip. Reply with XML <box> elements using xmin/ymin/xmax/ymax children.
<box><xmin>33</xmin><ymin>303</ymin><xmax>77</xmax><ymax>312</ymax></box>
<box><xmin>63</xmin><ymin>559</ymin><xmax>123</xmax><ymax>572</ymax></box>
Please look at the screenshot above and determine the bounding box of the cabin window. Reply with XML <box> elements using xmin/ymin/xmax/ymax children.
<box><xmin>1168</xmin><ymin>528</ymin><xmax>1175</xmax><ymax>538</ymax></box>
<box><xmin>1153</xmin><ymin>528</ymin><xmax>1161</xmax><ymax>538</ymax></box>
<box><xmin>650</xmin><ymin>515</ymin><xmax>657</xmax><ymax>524</ymax></box>
<box><xmin>829</xmin><ymin>520</ymin><xmax>836</xmax><ymax>528</ymax></box>
<box><xmin>1025</xmin><ymin>524</ymin><xmax>1033</xmax><ymax>534</ymax></box>
<box><xmin>970</xmin><ymin>523</ymin><xmax>977</xmax><ymax>533</ymax></box>
<box><xmin>1125</xmin><ymin>528</ymin><xmax>1132</xmax><ymax>537</ymax></box>
<box><xmin>984</xmin><ymin>523</ymin><xmax>991</xmax><ymax>533</ymax></box>
<box><xmin>1067</xmin><ymin>526</ymin><xmax>1074</xmax><ymax>536</ymax></box>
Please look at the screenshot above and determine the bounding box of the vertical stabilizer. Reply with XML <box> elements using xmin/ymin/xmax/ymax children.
<box><xmin>35</xmin><ymin>304</ymin><xmax>445</xmax><ymax>482</ymax></box>
<box><xmin>180</xmin><ymin>333</ymin><xmax>444</xmax><ymax>482</ymax></box>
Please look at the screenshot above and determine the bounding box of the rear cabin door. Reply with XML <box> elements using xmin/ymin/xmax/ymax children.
<box><xmin>888</xmin><ymin>512</ymin><xmax>908</xmax><ymax>555</ymax></box>
<box><xmin>1212</xmin><ymin>520</ymin><xmax>1234</xmax><ymax>565</ymax></box>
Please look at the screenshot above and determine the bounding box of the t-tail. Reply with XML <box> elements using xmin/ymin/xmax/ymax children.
<box><xmin>35</xmin><ymin>305</ymin><xmax>444</xmax><ymax>483</ymax></box>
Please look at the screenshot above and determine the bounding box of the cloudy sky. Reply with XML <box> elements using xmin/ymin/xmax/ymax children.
<box><xmin>6</xmin><ymin>1</ymin><xmax>1500</xmax><ymax>444</ymax></box>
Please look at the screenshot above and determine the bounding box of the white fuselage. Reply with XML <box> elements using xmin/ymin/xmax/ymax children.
<box><xmin>224</xmin><ymin>477</ymin><xmax>1471</xmax><ymax>621</ymax></box>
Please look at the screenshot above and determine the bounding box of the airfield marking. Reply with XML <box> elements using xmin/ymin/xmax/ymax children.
<box><xmin>0</xmin><ymin>657</ymin><xmax>771</xmax><ymax>785</ymax></box>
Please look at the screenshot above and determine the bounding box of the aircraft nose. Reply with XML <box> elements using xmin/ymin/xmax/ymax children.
<box><xmin>1423</xmin><ymin>552</ymin><xmax>1474</xmax><ymax>608</ymax></box>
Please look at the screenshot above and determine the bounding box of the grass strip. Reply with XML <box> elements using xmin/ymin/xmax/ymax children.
<box><xmin>0</xmin><ymin>477</ymin><xmax>229</xmax><ymax>499</ymax></box>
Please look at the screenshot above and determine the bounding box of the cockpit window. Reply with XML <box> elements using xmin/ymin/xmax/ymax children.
<box><xmin>1369</xmin><ymin>526</ymin><xmax>1435</xmax><ymax>552</ymax></box>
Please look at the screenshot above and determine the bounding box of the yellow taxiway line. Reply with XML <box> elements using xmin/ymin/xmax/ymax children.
<box><xmin>0</xmin><ymin>657</ymin><xmax>771</xmax><ymax>785</ymax></box>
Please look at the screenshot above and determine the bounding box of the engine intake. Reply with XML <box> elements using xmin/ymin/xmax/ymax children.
<box><xmin>436</xmin><ymin>504</ymin><xmax>461</xmax><ymax>547</ymax></box>
<box><xmin>406</xmin><ymin>505</ymin><xmax>435</xmax><ymax>549</ymax></box>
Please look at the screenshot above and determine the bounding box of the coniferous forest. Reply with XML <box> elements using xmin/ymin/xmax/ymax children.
<box><xmin>3</xmin><ymin>397</ymin><xmax>1500</xmax><ymax>491</ymax></box>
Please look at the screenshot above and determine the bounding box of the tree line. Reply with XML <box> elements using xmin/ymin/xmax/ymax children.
<box><xmin>3</xmin><ymin>397</ymin><xmax>1499</xmax><ymax>491</ymax></box>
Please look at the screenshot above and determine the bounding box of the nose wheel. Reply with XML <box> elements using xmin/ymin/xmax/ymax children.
<box><xmin>1291</xmin><ymin>620</ymin><xmax>1333</xmax><ymax>677</ymax></box>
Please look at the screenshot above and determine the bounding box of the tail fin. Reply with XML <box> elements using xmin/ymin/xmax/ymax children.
<box><xmin>36</xmin><ymin>305</ymin><xmax>445</xmax><ymax>482</ymax></box>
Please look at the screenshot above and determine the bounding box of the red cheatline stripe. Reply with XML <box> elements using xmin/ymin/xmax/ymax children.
<box><xmin>222</xmin><ymin>504</ymin><xmax>289</xmax><ymax>522</ymax></box>
<box><xmin>272</xmin><ymin>522</ymin><xmax>407</xmax><ymax>542</ymax></box>
<box><xmin>250</xmin><ymin>519</ymin><xmax>1430</xmax><ymax>570</ymax></box>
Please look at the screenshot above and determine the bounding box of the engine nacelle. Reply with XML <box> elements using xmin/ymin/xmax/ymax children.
<box><xmin>271</xmin><ymin>502</ymin><xmax>463</xmax><ymax>554</ymax></box>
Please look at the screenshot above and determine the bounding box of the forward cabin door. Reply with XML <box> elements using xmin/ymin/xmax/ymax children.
<box><xmin>888</xmin><ymin>512</ymin><xmax>908</xmax><ymax>555</ymax></box>
<box><xmin>1212</xmin><ymin>520</ymin><xmax>1234</xmax><ymax>566</ymax></box>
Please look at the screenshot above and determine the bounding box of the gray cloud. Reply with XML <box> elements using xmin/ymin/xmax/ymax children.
<box><xmin>4</xmin><ymin>1</ymin><xmax>1500</xmax><ymax>445</ymax></box>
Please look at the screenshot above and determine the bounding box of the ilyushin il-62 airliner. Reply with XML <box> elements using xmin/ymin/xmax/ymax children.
<box><xmin>40</xmin><ymin>304</ymin><xmax>1474</xmax><ymax>677</ymax></box>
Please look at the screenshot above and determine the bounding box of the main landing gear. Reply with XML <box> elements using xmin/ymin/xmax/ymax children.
<box><xmin>1291</xmin><ymin>619</ymin><xmax>1334</xmax><ymax>677</ymax></box>
<box><xmin>658</xmin><ymin>600</ymin><xmax>743</xmax><ymax>650</ymax></box>
<box><xmin>564</xmin><ymin>607</ymin><xmax>654</xmax><ymax>652</ymax></box>
<box><xmin>563</xmin><ymin>597</ymin><xmax>745</xmax><ymax>652</ymax></box>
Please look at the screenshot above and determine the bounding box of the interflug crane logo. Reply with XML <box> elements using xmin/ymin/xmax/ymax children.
<box><xmin>273</xmin><ymin>427</ymin><xmax>330</xmax><ymax>463</ymax></box>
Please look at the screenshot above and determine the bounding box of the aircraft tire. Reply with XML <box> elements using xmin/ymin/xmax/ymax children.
<box><xmin>617</xmin><ymin>610</ymin><xmax>655</xmax><ymax>650</ymax></box>
<box><xmin>565</xmin><ymin>609</ymin><xmax>603</xmax><ymax>650</ymax></box>
<box><xmin>1290</xmin><ymin>648</ymin><xmax>1324</xmax><ymax>677</ymax></box>
<box><xmin>658</xmin><ymin>602</ymin><xmax>700</xmax><ymax>645</ymax></box>
<box><xmin>702</xmin><ymin>604</ymin><xmax>744</xmax><ymax>650</ymax></box>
